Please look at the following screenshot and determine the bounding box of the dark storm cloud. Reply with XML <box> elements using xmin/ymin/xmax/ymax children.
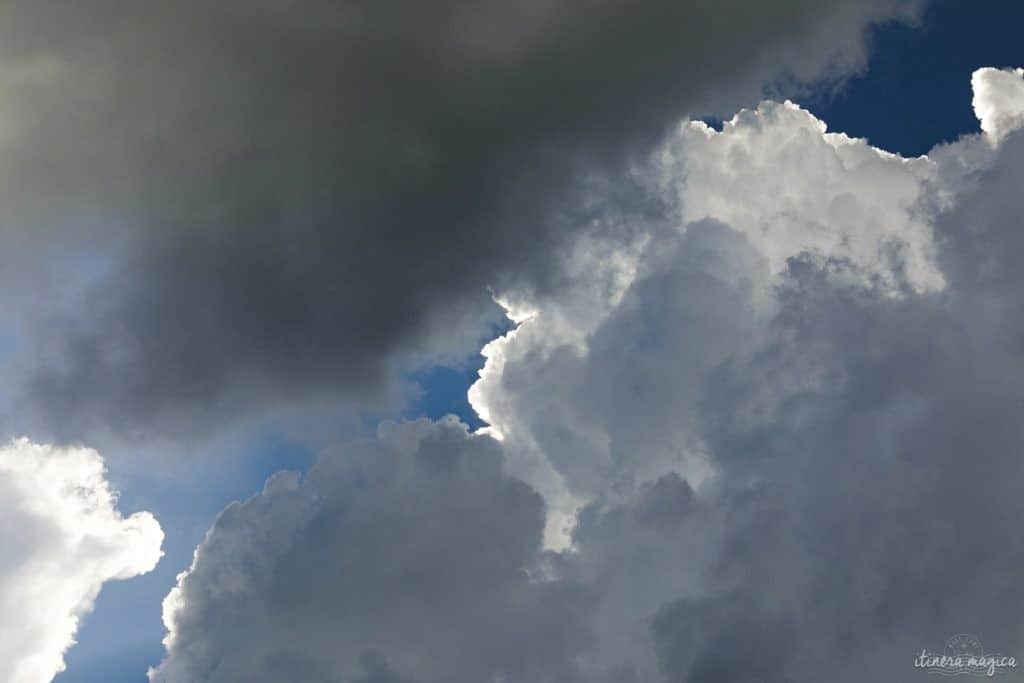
<box><xmin>0</xmin><ymin>0</ymin><xmax>919</xmax><ymax>438</ymax></box>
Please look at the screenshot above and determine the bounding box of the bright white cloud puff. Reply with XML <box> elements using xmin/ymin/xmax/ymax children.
<box><xmin>0</xmin><ymin>439</ymin><xmax>163</xmax><ymax>683</ymax></box>
<box><xmin>973</xmin><ymin>66</ymin><xmax>1024</xmax><ymax>142</ymax></box>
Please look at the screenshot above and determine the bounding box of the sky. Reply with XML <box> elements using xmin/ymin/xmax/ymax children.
<box><xmin>0</xmin><ymin>1</ymin><xmax>1023</xmax><ymax>682</ymax></box>
<box><xmin>803</xmin><ymin>0</ymin><xmax>1024</xmax><ymax>155</ymax></box>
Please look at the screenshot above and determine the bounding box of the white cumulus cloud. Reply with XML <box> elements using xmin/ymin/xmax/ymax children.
<box><xmin>972</xmin><ymin>66</ymin><xmax>1024</xmax><ymax>142</ymax></box>
<box><xmin>0</xmin><ymin>438</ymin><xmax>163</xmax><ymax>683</ymax></box>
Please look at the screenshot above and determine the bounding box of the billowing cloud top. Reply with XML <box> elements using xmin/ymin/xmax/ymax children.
<box><xmin>972</xmin><ymin>67</ymin><xmax>1024</xmax><ymax>141</ymax></box>
<box><xmin>0</xmin><ymin>439</ymin><xmax>163</xmax><ymax>683</ymax></box>
<box><xmin>151</xmin><ymin>68</ymin><xmax>1024</xmax><ymax>682</ymax></box>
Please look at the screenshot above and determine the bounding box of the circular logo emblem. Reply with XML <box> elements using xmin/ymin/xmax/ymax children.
<box><xmin>947</xmin><ymin>634</ymin><xmax>984</xmax><ymax>658</ymax></box>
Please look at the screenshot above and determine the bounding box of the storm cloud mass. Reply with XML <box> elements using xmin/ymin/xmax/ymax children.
<box><xmin>151</xmin><ymin>69</ymin><xmax>1024</xmax><ymax>682</ymax></box>
<box><xmin>0</xmin><ymin>0</ymin><xmax>920</xmax><ymax>439</ymax></box>
<box><xmin>7</xmin><ymin>4</ymin><xmax>1024</xmax><ymax>683</ymax></box>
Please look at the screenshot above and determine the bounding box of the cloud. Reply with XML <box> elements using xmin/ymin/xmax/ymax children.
<box><xmin>483</xmin><ymin>67</ymin><xmax>1024</xmax><ymax>680</ymax></box>
<box><xmin>0</xmin><ymin>0</ymin><xmax>920</xmax><ymax>441</ymax></box>
<box><xmin>972</xmin><ymin>66</ymin><xmax>1024</xmax><ymax>142</ymax></box>
<box><xmin>150</xmin><ymin>59</ymin><xmax>1024</xmax><ymax>683</ymax></box>
<box><xmin>470</xmin><ymin>93</ymin><xmax>946</xmax><ymax>543</ymax></box>
<box><xmin>151</xmin><ymin>419</ymin><xmax>592</xmax><ymax>683</ymax></box>
<box><xmin>0</xmin><ymin>438</ymin><xmax>163</xmax><ymax>683</ymax></box>
<box><xmin>482</xmin><ymin>66</ymin><xmax>1024</xmax><ymax>679</ymax></box>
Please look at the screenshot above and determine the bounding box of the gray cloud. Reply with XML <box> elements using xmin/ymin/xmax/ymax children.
<box><xmin>648</xmin><ymin>121</ymin><xmax>1024</xmax><ymax>683</ymax></box>
<box><xmin>656</xmin><ymin>241</ymin><xmax>1024</xmax><ymax>681</ymax></box>
<box><xmin>0</xmin><ymin>0</ymin><xmax>919</xmax><ymax>440</ymax></box>
<box><xmin>151</xmin><ymin>418</ymin><xmax>593</xmax><ymax>683</ymax></box>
